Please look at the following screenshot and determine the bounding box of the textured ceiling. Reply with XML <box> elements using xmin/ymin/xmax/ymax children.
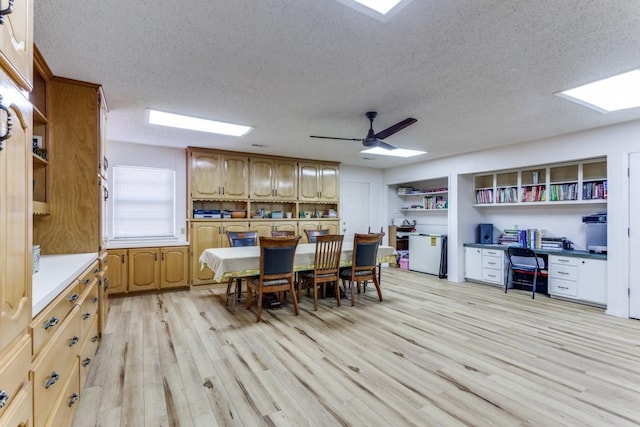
<box><xmin>34</xmin><ymin>1</ymin><xmax>640</xmax><ymax>168</ymax></box>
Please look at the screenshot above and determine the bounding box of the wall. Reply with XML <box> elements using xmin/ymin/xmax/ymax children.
<box><xmin>106</xmin><ymin>141</ymin><xmax>188</xmax><ymax>243</ymax></box>
<box><xmin>384</xmin><ymin>118</ymin><xmax>640</xmax><ymax>319</ymax></box>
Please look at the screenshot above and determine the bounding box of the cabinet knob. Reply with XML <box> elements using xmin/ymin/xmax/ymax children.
<box><xmin>91</xmin><ymin>335</ymin><xmax>100</xmax><ymax>343</ymax></box>
<box><xmin>69</xmin><ymin>393</ymin><xmax>80</xmax><ymax>407</ymax></box>
<box><xmin>0</xmin><ymin>95</ymin><xmax>13</xmax><ymax>150</ymax></box>
<box><xmin>45</xmin><ymin>371</ymin><xmax>60</xmax><ymax>389</ymax></box>
<box><xmin>44</xmin><ymin>316</ymin><xmax>59</xmax><ymax>330</ymax></box>
<box><xmin>68</xmin><ymin>293</ymin><xmax>79</xmax><ymax>302</ymax></box>
<box><xmin>0</xmin><ymin>1</ymin><xmax>14</xmax><ymax>27</ymax></box>
<box><xmin>0</xmin><ymin>390</ymin><xmax>8</xmax><ymax>409</ymax></box>
<box><xmin>83</xmin><ymin>278</ymin><xmax>91</xmax><ymax>285</ymax></box>
<box><xmin>68</xmin><ymin>336</ymin><xmax>80</xmax><ymax>347</ymax></box>
<box><xmin>82</xmin><ymin>358</ymin><xmax>92</xmax><ymax>368</ymax></box>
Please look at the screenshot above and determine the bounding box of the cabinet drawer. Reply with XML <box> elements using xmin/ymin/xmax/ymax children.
<box><xmin>44</xmin><ymin>358</ymin><xmax>80</xmax><ymax>427</ymax></box>
<box><xmin>79</xmin><ymin>261</ymin><xmax>100</xmax><ymax>288</ymax></box>
<box><xmin>32</xmin><ymin>307</ymin><xmax>80</xmax><ymax>427</ymax></box>
<box><xmin>79</xmin><ymin>282</ymin><xmax>99</xmax><ymax>340</ymax></box>
<box><xmin>79</xmin><ymin>315</ymin><xmax>100</xmax><ymax>390</ymax></box>
<box><xmin>31</xmin><ymin>281</ymin><xmax>80</xmax><ymax>358</ymax></box>
<box><xmin>482</xmin><ymin>269</ymin><xmax>503</xmax><ymax>284</ymax></box>
<box><xmin>549</xmin><ymin>264</ymin><xmax>578</xmax><ymax>281</ymax></box>
<box><xmin>549</xmin><ymin>278</ymin><xmax>578</xmax><ymax>297</ymax></box>
<box><xmin>549</xmin><ymin>255</ymin><xmax>579</xmax><ymax>267</ymax></box>
<box><xmin>482</xmin><ymin>256</ymin><xmax>503</xmax><ymax>270</ymax></box>
<box><xmin>0</xmin><ymin>335</ymin><xmax>30</xmax><ymax>420</ymax></box>
<box><xmin>483</xmin><ymin>249</ymin><xmax>503</xmax><ymax>258</ymax></box>
<box><xmin>0</xmin><ymin>381</ymin><xmax>31</xmax><ymax>427</ymax></box>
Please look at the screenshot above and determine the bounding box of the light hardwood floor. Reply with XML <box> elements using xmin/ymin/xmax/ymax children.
<box><xmin>73</xmin><ymin>268</ymin><xmax>640</xmax><ymax>427</ymax></box>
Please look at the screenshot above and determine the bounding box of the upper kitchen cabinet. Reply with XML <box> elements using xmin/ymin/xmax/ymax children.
<box><xmin>33</xmin><ymin>77</ymin><xmax>107</xmax><ymax>254</ymax></box>
<box><xmin>0</xmin><ymin>0</ymin><xmax>33</xmax><ymax>92</ymax></box>
<box><xmin>188</xmin><ymin>148</ymin><xmax>249</xmax><ymax>200</ymax></box>
<box><xmin>250</xmin><ymin>156</ymin><xmax>297</xmax><ymax>201</ymax></box>
<box><xmin>298</xmin><ymin>161</ymin><xmax>339</xmax><ymax>202</ymax></box>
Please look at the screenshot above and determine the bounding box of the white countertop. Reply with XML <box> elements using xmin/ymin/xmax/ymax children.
<box><xmin>32</xmin><ymin>253</ymin><xmax>98</xmax><ymax>317</ymax></box>
<box><xmin>106</xmin><ymin>240</ymin><xmax>189</xmax><ymax>249</ymax></box>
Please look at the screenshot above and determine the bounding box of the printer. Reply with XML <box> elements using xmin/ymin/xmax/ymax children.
<box><xmin>582</xmin><ymin>212</ymin><xmax>607</xmax><ymax>253</ymax></box>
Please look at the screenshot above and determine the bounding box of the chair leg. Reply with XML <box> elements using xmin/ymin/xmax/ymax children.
<box><xmin>313</xmin><ymin>281</ymin><xmax>319</xmax><ymax>311</ymax></box>
<box><xmin>505</xmin><ymin>268</ymin><xmax>510</xmax><ymax>293</ymax></box>
<box><xmin>225</xmin><ymin>277</ymin><xmax>235</xmax><ymax>310</ymax></box>
<box><xmin>532</xmin><ymin>270</ymin><xmax>537</xmax><ymax>299</ymax></box>
<box><xmin>334</xmin><ymin>280</ymin><xmax>341</xmax><ymax>307</ymax></box>
<box><xmin>351</xmin><ymin>281</ymin><xmax>356</xmax><ymax>306</ymax></box>
<box><xmin>255</xmin><ymin>290</ymin><xmax>263</xmax><ymax>322</ymax></box>
<box><xmin>372</xmin><ymin>274</ymin><xmax>382</xmax><ymax>302</ymax></box>
<box><xmin>290</xmin><ymin>281</ymin><xmax>299</xmax><ymax>316</ymax></box>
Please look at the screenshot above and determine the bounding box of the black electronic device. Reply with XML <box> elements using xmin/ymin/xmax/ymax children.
<box><xmin>477</xmin><ymin>223</ymin><xmax>493</xmax><ymax>244</ymax></box>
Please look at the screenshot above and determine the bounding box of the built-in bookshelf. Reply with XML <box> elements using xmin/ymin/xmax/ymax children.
<box><xmin>473</xmin><ymin>158</ymin><xmax>606</xmax><ymax>207</ymax></box>
<box><xmin>395</xmin><ymin>178</ymin><xmax>449</xmax><ymax>212</ymax></box>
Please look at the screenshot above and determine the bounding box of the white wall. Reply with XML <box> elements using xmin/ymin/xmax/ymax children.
<box><xmin>107</xmin><ymin>141</ymin><xmax>187</xmax><ymax>242</ymax></box>
<box><xmin>383</xmin><ymin>119</ymin><xmax>640</xmax><ymax>319</ymax></box>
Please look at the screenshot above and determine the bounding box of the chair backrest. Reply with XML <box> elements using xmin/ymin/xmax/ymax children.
<box><xmin>304</xmin><ymin>228</ymin><xmax>329</xmax><ymax>243</ymax></box>
<box><xmin>226</xmin><ymin>231</ymin><xmax>258</xmax><ymax>247</ymax></box>
<box><xmin>271</xmin><ymin>230</ymin><xmax>295</xmax><ymax>238</ymax></box>
<box><xmin>259</xmin><ymin>236</ymin><xmax>301</xmax><ymax>278</ymax></box>
<box><xmin>313</xmin><ymin>234</ymin><xmax>344</xmax><ymax>274</ymax></box>
<box><xmin>507</xmin><ymin>246</ymin><xmax>544</xmax><ymax>269</ymax></box>
<box><xmin>352</xmin><ymin>233</ymin><xmax>382</xmax><ymax>269</ymax></box>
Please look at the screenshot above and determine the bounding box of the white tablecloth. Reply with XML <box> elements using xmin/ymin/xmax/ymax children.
<box><xmin>199</xmin><ymin>242</ymin><xmax>396</xmax><ymax>282</ymax></box>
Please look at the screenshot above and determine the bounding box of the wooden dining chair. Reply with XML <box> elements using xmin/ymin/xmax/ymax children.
<box><xmin>340</xmin><ymin>233</ymin><xmax>383</xmax><ymax>306</ymax></box>
<box><xmin>224</xmin><ymin>231</ymin><xmax>258</xmax><ymax>312</ymax></box>
<box><xmin>297</xmin><ymin>234</ymin><xmax>344</xmax><ymax>310</ymax></box>
<box><xmin>271</xmin><ymin>230</ymin><xmax>295</xmax><ymax>237</ymax></box>
<box><xmin>246</xmin><ymin>236</ymin><xmax>301</xmax><ymax>322</ymax></box>
<box><xmin>304</xmin><ymin>228</ymin><xmax>329</xmax><ymax>243</ymax></box>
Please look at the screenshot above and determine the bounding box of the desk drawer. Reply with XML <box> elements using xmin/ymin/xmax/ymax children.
<box><xmin>482</xmin><ymin>256</ymin><xmax>503</xmax><ymax>270</ymax></box>
<box><xmin>550</xmin><ymin>278</ymin><xmax>578</xmax><ymax>297</ymax></box>
<box><xmin>31</xmin><ymin>282</ymin><xmax>80</xmax><ymax>357</ymax></box>
<box><xmin>483</xmin><ymin>249</ymin><xmax>503</xmax><ymax>258</ymax></box>
<box><xmin>0</xmin><ymin>381</ymin><xmax>31</xmax><ymax>427</ymax></box>
<box><xmin>79</xmin><ymin>282</ymin><xmax>99</xmax><ymax>340</ymax></box>
<box><xmin>79</xmin><ymin>261</ymin><xmax>100</xmax><ymax>288</ymax></box>
<box><xmin>482</xmin><ymin>269</ymin><xmax>503</xmax><ymax>284</ymax></box>
<box><xmin>549</xmin><ymin>255</ymin><xmax>579</xmax><ymax>267</ymax></box>
<box><xmin>44</xmin><ymin>358</ymin><xmax>80</xmax><ymax>427</ymax></box>
<box><xmin>549</xmin><ymin>264</ymin><xmax>578</xmax><ymax>281</ymax></box>
<box><xmin>79</xmin><ymin>315</ymin><xmax>100</xmax><ymax>390</ymax></box>
<box><xmin>0</xmin><ymin>335</ymin><xmax>30</xmax><ymax>419</ymax></box>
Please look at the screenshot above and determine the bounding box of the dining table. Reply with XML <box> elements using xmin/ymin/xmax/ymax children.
<box><xmin>199</xmin><ymin>242</ymin><xmax>397</xmax><ymax>283</ymax></box>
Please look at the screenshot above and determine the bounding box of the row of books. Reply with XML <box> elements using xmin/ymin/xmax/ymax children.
<box><xmin>549</xmin><ymin>183</ymin><xmax>578</xmax><ymax>201</ymax></box>
<box><xmin>583</xmin><ymin>180</ymin><xmax>607</xmax><ymax>200</ymax></box>
<box><xmin>424</xmin><ymin>195</ymin><xmax>447</xmax><ymax>209</ymax></box>
<box><xmin>498</xmin><ymin>228</ymin><xmax>542</xmax><ymax>249</ymax></box>
<box><xmin>521</xmin><ymin>185</ymin><xmax>546</xmax><ymax>202</ymax></box>
<box><xmin>475</xmin><ymin>189</ymin><xmax>493</xmax><ymax>204</ymax></box>
<box><xmin>495</xmin><ymin>187</ymin><xmax>518</xmax><ymax>203</ymax></box>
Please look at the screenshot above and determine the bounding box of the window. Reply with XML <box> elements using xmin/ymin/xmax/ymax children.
<box><xmin>112</xmin><ymin>166</ymin><xmax>176</xmax><ymax>239</ymax></box>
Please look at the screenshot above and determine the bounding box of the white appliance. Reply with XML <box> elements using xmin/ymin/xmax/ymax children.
<box><xmin>409</xmin><ymin>234</ymin><xmax>446</xmax><ymax>276</ymax></box>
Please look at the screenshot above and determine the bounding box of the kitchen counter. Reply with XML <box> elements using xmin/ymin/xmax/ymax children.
<box><xmin>32</xmin><ymin>253</ymin><xmax>98</xmax><ymax>316</ymax></box>
<box><xmin>463</xmin><ymin>243</ymin><xmax>607</xmax><ymax>260</ymax></box>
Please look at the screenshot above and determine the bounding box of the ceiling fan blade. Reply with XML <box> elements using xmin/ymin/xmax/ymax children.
<box><xmin>376</xmin><ymin>140</ymin><xmax>397</xmax><ymax>151</ymax></box>
<box><xmin>374</xmin><ymin>118</ymin><xmax>417</xmax><ymax>140</ymax></box>
<box><xmin>310</xmin><ymin>135</ymin><xmax>362</xmax><ymax>141</ymax></box>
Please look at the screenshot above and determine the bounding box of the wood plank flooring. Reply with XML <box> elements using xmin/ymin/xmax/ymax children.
<box><xmin>72</xmin><ymin>268</ymin><xmax>640</xmax><ymax>427</ymax></box>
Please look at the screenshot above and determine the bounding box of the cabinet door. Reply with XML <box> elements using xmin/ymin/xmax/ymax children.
<box><xmin>249</xmin><ymin>222</ymin><xmax>274</xmax><ymax>238</ymax></box>
<box><xmin>298</xmin><ymin>162</ymin><xmax>320</xmax><ymax>201</ymax></box>
<box><xmin>190</xmin><ymin>151</ymin><xmax>222</xmax><ymax>198</ymax></box>
<box><xmin>320</xmin><ymin>220</ymin><xmax>340</xmax><ymax>235</ymax></box>
<box><xmin>249</xmin><ymin>157</ymin><xmax>274</xmax><ymax>200</ymax></box>
<box><xmin>106</xmin><ymin>249</ymin><xmax>128</xmax><ymax>294</ymax></box>
<box><xmin>274</xmin><ymin>221</ymin><xmax>298</xmax><ymax>234</ymax></box>
<box><xmin>128</xmin><ymin>248</ymin><xmax>160</xmax><ymax>291</ymax></box>
<box><xmin>319</xmin><ymin>163</ymin><xmax>339</xmax><ymax>201</ymax></box>
<box><xmin>464</xmin><ymin>247</ymin><xmax>483</xmax><ymax>282</ymax></box>
<box><xmin>274</xmin><ymin>159</ymin><xmax>297</xmax><ymax>200</ymax></box>
<box><xmin>161</xmin><ymin>246</ymin><xmax>189</xmax><ymax>289</ymax></box>
<box><xmin>0</xmin><ymin>81</ymin><xmax>32</xmax><ymax>353</ymax></box>
<box><xmin>220</xmin><ymin>222</ymin><xmax>249</xmax><ymax>247</ymax></box>
<box><xmin>0</xmin><ymin>0</ymin><xmax>33</xmax><ymax>92</ymax></box>
<box><xmin>577</xmin><ymin>258</ymin><xmax>607</xmax><ymax>305</ymax></box>
<box><xmin>190</xmin><ymin>222</ymin><xmax>222</xmax><ymax>284</ymax></box>
<box><xmin>221</xmin><ymin>154</ymin><xmax>249</xmax><ymax>199</ymax></box>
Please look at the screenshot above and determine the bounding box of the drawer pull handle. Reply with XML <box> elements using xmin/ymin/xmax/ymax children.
<box><xmin>559</xmin><ymin>259</ymin><xmax>570</xmax><ymax>263</ymax></box>
<box><xmin>0</xmin><ymin>0</ymin><xmax>14</xmax><ymax>25</ymax></box>
<box><xmin>68</xmin><ymin>336</ymin><xmax>80</xmax><ymax>347</ymax></box>
<box><xmin>82</xmin><ymin>313</ymin><xmax>91</xmax><ymax>320</ymax></box>
<box><xmin>91</xmin><ymin>335</ymin><xmax>99</xmax><ymax>343</ymax></box>
<box><xmin>559</xmin><ymin>271</ymin><xmax>569</xmax><ymax>275</ymax></box>
<box><xmin>93</xmin><ymin>268</ymin><xmax>100</xmax><ymax>274</ymax></box>
<box><xmin>68</xmin><ymin>392</ymin><xmax>79</xmax><ymax>407</ymax></box>
<box><xmin>44</xmin><ymin>317</ymin><xmax>59</xmax><ymax>330</ymax></box>
<box><xmin>68</xmin><ymin>293</ymin><xmax>80</xmax><ymax>302</ymax></box>
<box><xmin>559</xmin><ymin>286</ymin><xmax>569</xmax><ymax>289</ymax></box>
<box><xmin>488</xmin><ymin>262</ymin><xmax>496</xmax><ymax>265</ymax></box>
<box><xmin>82</xmin><ymin>358</ymin><xmax>92</xmax><ymax>367</ymax></box>
<box><xmin>0</xmin><ymin>390</ymin><xmax>8</xmax><ymax>409</ymax></box>
<box><xmin>92</xmin><ymin>296</ymin><xmax>99</xmax><ymax>303</ymax></box>
<box><xmin>83</xmin><ymin>278</ymin><xmax>91</xmax><ymax>285</ymax></box>
<box><xmin>45</xmin><ymin>372</ymin><xmax>60</xmax><ymax>389</ymax></box>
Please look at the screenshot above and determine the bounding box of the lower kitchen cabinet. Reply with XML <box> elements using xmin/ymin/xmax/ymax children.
<box><xmin>549</xmin><ymin>255</ymin><xmax>607</xmax><ymax>305</ymax></box>
<box><xmin>107</xmin><ymin>246</ymin><xmax>189</xmax><ymax>294</ymax></box>
<box><xmin>464</xmin><ymin>246</ymin><xmax>504</xmax><ymax>286</ymax></box>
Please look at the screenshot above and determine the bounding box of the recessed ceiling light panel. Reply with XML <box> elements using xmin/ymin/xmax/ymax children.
<box><xmin>146</xmin><ymin>109</ymin><xmax>253</xmax><ymax>136</ymax></box>
<box><xmin>335</xmin><ymin>0</ymin><xmax>412</xmax><ymax>21</ymax></box>
<box><xmin>360</xmin><ymin>147</ymin><xmax>426</xmax><ymax>157</ymax></box>
<box><xmin>556</xmin><ymin>69</ymin><xmax>640</xmax><ymax>113</ymax></box>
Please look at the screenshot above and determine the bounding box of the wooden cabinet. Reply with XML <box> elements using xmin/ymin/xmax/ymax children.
<box><xmin>106</xmin><ymin>249</ymin><xmax>128</xmax><ymax>294</ymax></box>
<box><xmin>128</xmin><ymin>248</ymin><xmax>161</xmax><ymax>292</ymax></box>
<box><xmin>0</xmin><ymin>335</ymin><xmax>31</xmax><ymax>421</ymax></box>
<box><xmin>160</xmin><ymin>246</ymin><xmax>189</xmax><ymax>289</ymax></box>
<box><xmin>298</xmin><ymin>161</ymin><xmax>339</xmax><ymax>201</ymax></box>
<box><xmin>250</xmin><ymin>157</ymin><xmax>297</xmax><ymax>200</ymax></box>
<box><xmin>189</xmin><ymin>149</ymin><xmax>249</xmax><ymax>200</ymax></box>
<box><xmin>549</xmin><ymin>255</ymin><xmax>606</xmax><ymax>305</ymax></box>
<box><xmin>98</xmin><ymin>252</ymin><xmax>109</xmax><ymax>335</ymax></box>
<box><xmin>0</xmin><ymin>0</ymin><xmax>33</xmax><ymax>92</ymax></box>
<box><xmin>464</xmin><ymin>247</ymin><xmax>483</xmax><ymax>282</ymax></box>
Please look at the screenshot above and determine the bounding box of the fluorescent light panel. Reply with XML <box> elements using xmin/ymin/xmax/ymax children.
<box><xmin>360</xmin><ymin>147</ymin><xmax>426</xmax><ymax>157</ymax></box>
<box><xmin>147</xmin><ymin>109</ymin><xmax>253</xmax><ymax>136</ymax></box>
<box><xmin>352</xmin><ymin>0</ymin><xmax>404</xmax><ymax>15</ymax></box>
<box><xmin>557</xmin><ymin>69</ymin><xmax>640</xmax><ymax>113</ymax></box>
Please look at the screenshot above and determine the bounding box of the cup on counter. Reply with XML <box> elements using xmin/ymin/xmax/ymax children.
<box><xmin>286</xmin><ymin>212</ymin><xmax>292</xmax><ymax>219</ymax></box>
<box><xmin>304</xmin><ymin>212</ymin><xmax>310</xmax><ymax>218</ymax></box>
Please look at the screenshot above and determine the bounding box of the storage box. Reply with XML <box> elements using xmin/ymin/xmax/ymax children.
<box><xmin>399</xmin><ymin>258</ymin><xmax>409</xmax><ymax>270</ymax></box>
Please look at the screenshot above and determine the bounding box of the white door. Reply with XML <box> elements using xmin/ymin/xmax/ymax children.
<box><xmin>630</xmin><ymin>153</ymin><xmax>640</xmax><ymax>318</ymax></box>
<box><xmin>340</xmin><ymin>181</ymin><xmax>370</xmax><ymax>242</ymax></box>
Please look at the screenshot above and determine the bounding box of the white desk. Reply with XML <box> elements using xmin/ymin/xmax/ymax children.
<box><xmin>199</xmin><ymin>242</ymin><xmax>396</xmax><ymax>282</ymax></box>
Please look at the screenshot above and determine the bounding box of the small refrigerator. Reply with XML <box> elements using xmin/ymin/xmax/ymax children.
<box><xmin>409</xmin><ymin>234</ymin><xmax>448</xmax><ymax>278</ymax></box>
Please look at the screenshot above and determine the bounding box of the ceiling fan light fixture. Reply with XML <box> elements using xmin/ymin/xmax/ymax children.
<box><xmin>146</xmin><ymin>109</ymin><xmax>253</xmax><ymax>137</ymax></box>
<box><xmin>360</xmin><ymin>147</ymin><xmax>426</xmax><ymax>157</ymax></box>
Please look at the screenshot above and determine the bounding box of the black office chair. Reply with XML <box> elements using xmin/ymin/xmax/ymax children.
<box><xmin>339</xmin><ymin>233</ymin><xmax>383</xmax><ymax>306</ymax></box>
<box><xmin>505</xmin><ymin>246</ymin><xmax>546</xmax><ymax>299</ymax></box>
<box><xmin>304</xmin><ymin>228</ymin><xmax>329</xmax><ymax>243</ymax></box>
<box><xmin>246</xmin><ymin>236</ymin><xmax>301</xmax><ymax>322</ymax></box>
<box><xmin>224</xmin><ymin>231</ymin><xmax>258</xmax><ymax>312</ymax></box>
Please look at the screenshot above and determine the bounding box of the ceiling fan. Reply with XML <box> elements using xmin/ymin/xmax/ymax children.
<box><xmin>310</xmin><ymin>111</ymin><xmax>417</xmax><ymax>150</ymax></box>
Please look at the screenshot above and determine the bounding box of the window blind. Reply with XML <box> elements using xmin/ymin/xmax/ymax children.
<box><xmin>112</xmin><ymin>166</ymin><xmax>176</xmax><ymax>239</ymax></box>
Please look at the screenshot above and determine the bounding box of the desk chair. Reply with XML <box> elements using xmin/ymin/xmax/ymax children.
<box><xmin>246</xmin><ymin>236</ymin><xmax>301</xmax><ymax>322</ymax></box>
<box><xmin>505</xmin><ymin>246</ymin><xmax>547</xmax><ymax>299</ymax></box>
<box><xmin>304</xmin><ymin>228</ymin><xmax>329</xmax><ymax>243</ymax></box>
<box><xmin>297</xmin><ymin>234</ymin><xmax>344</xmax><ymax>310</ymax></box>
<box><xmin>271</xmin><ymin>230</ymin><xmax>295</xmax><ymax>237</ymax></box>
<box><xmin>224</xmin><ymin>231</ymin><xmax>258</xmax><ymax>312</ymax></box>
<box><xmin>339</xmin><ymin>233</ymin><xmax>383</xmax><ymax>306</ymax></box>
